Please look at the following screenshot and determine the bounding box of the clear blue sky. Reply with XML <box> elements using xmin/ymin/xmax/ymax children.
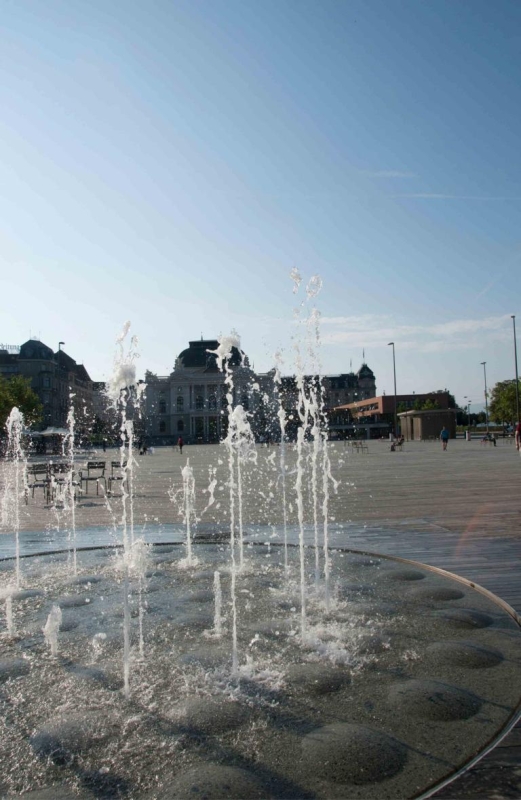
<box><xmin>1</xmin><ymin>0</ymin><xmax>520</xmax><ymax>409</ymax></box>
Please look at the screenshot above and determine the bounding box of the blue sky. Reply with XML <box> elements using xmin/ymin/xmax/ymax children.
<box><xmin>1</xmin><ymin>0</ymin><xmax>520</xmax><ymax>409</ymax></box>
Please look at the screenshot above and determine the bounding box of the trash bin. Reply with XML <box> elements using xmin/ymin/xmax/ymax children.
<box><xmin>466</xmin><ymin>430</ymin><xmax>471</xmax><ymax>441</ymax></box>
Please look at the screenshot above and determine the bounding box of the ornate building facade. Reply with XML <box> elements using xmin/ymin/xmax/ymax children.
<box><xmin>145</xmin><ymin>337</ymin><xmax>377</xmax><ymax>444</ymax></box>
<box><xmin>0</xmin><ymin>339</ymin><xmax>98</xmax><ymax>431</ymax></box>
<box><xmin>145</xmin><ymin>339</ymin><xmax>262</xmax><ymax>444</ymax></box>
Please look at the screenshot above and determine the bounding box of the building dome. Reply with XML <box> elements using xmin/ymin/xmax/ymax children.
<box><xmin>175</xmin><ymin>340</ymin><xmax>247</xmax><ymax>372</ymax></box>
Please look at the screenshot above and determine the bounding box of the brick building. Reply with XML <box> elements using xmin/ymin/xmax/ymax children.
<box><xmin>330</xmin><ymin>392</ymin><xmax>453</xmax><ymax>439</ymax></box>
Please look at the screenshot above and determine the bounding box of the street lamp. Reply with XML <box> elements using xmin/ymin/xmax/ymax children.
<box><xmin>464</xmin><ymin>396</ymin><xmax>471</xmax><ymax>440</ymax></box>
<box><xmin>387</xmin><ymin>342</ymin><xmax>397</xmax><ymax>438</ymax></box>
<box><xmin>58</xmin><ymin>342</ymin><xmax>65</xmax><ymax>351</ymax></box>
<box><xmin>512</xmin><ymin>316</ymin><xmax>520</xmax><ymax>425</ymax></box>
<box><xmin>481</xmin><ymin>362</ymin><xmax>489</xmax><ymax>434</ymax></box>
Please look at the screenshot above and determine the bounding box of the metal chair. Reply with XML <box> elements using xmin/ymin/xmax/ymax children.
<box><xmin>48</xmin><ymin>462</ymin><xmax>82</xmax><ymax>505</ymax></box>
<box><xmin>107</xmin><ymin>460</ymin><xmax>127</xmax><ymax>496</ymax></box>
<box><xmin>25</xmin><ymin>463</ymin><xmax>51</xmax><ymax>504</ymax></box>
<box><xmin>79</xmin><ymin>461</ymin><xmax>107</xmax><ymax>495</ymax></box>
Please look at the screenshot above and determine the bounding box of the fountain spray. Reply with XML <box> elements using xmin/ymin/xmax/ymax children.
<box><xmin>181</xmin><ymin>459</ymin><xmax>196</xmax><ymax>566</ymax></box>
<box><xmin>210</xmin><ymin>332</ymin><xmax>242</xmax><ymax>674</ymax></box>
<box><xmin>43</xmin><ymin>605</ymin><xmax>62</xmax><ymax>657</ymax></box>
<box><xmin>1</xmin><ymin>408</ymin><xmax>26</xmax><ymax>589</ymax></box>
<box><xmin>106</xmin><ymin>322</ymin><xmax>143</xmax><ymax>697</ymax></box>
<box><xmin>274</xmin><ymin>351</ymin><xmax>289</xmax><ymax>573</ymax></box>
<box><xmin>213</xmin><ymin>570</ymin><xmax>222</xmax><ymax>637</ymax></box>
<box><xmin>64</xmin><ymin>394</ymin><xmax>78</xmax><ymax>575</ymax></box>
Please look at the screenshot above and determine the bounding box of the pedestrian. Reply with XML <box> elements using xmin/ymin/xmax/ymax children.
<box><xmin>515</xmin><ymin>421</ymin><xmax>521</xmax><ymax>451</ymax></box>
<box><xmin>440</xmin><ymin>426</ymin><xmax>450</xmax><ymax>451</ymax></box>
<box><xmin>102</xmin><ymin>439</ymin><xmax>107</xmax><ymax>453</ymax></box>
<box><xmin>178</xmin><ymin>436</ymin><xmax>184</xmax><ymax>454</ymax></box>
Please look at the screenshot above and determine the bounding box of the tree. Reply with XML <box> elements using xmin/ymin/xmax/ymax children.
<box><xmin>488</xmin><ymin>380</ymin><xmax>521</xmax><ymax>425</ymax></box>
<box><xmin>432</xmin><ymin>389</ymin><xmax>456</xmax><ymax>408</ymax></box>
<box><xmin>0</xmin><ymin>375</ymin><xmax>42</xmax><ymax>430</ymax></box>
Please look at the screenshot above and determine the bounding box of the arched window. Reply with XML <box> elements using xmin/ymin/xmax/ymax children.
<box><xmin>177</xmin><ymin>420</ymin><xmax>184</xmax><ymax>432</ymax></box>
<box><xmin>177</xmin><ymin>396</ymin><xmax>184</xmax><ymax>411</ymax></box>
<box><xmin>208</xmin><ymin>394</ymin><xmax>217</xmax><ymax>410</ymax></box>
<box><xmin>196</xmin><ymin>395</ymin><xmax>204</xmax><ymax>410</ymax></box>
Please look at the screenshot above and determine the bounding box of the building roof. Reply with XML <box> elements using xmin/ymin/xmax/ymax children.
<box><xmin>357</xmin><ymin>363</ymin><xmax>375</xmax><ymax>379</ymax></box>
<box><xmin>75</xmin><ymin>364</ymin><xmax>91</xmax><ymax>382</ymax></box>
<box><xmin>328</xmin><ymin>373</ymin><xmax>358</xmax><ymax>389</ymax></box>
<box><xmin>55</xmin><ymin>349</ymin><xmax>92</xmax><ymax>382</ymax></box>
<box><xmin>19</xmin><ymin>339</ymin><xmax>54</xmax><ymax>361</ymax></box>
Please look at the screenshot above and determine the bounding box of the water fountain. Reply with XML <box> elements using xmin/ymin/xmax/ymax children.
<box><xmin>0</xmin><ymin>284</ymin><xmax>521</xmax><ymax>799</ymax></box>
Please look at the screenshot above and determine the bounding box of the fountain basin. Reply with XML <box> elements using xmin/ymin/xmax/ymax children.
<box><xmin>0</xmin><ymin>542</ymin><xmax>520</xmax><ymax>799</ymax></box>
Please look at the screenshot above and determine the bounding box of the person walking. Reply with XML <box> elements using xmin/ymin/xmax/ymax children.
<box><xmin>515</xmin><ymin>421</ymin><xmax>521</xmax><ymax>451</ymax></box>
<box><xmin>440</xmin><ymin>426</ymin><xmax>450</xmax><ymax>451</ymax></box>
<box><xmin>177</xmin><ymin>436</ymin><xmax>184</xmax><ymax>454</ymax></box>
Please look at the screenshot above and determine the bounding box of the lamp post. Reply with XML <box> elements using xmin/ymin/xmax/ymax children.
<box><xmin>481</xmin><ymin>361</ymin><xmax>489</xmax><ymax>434</ymax></box>
<box><xmin>58</xmin><ymin>342</ymin><xmax>65</xmax><ymax>351</ymax></box>
<box><xmin>464</xmin><ymin>396</ymin><xmax>471</xmax><ymax>441</ymax></box>
<box><xmin>512</xmin><ymin>316</ymin><xmax>520</xmax><ymax>425</ymax></box>
<box><xmin>387</xmin><ymin>342</ymin><xmax>397</xmax><ymax>438</ymax></box>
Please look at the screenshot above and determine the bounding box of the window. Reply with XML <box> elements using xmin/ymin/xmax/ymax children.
<box><xmin>208</xmin><ymin>394</ymin><xmax>217</xmax><ymax>410</ymax></box>
<box><xmin>221</xmin><ymin>395</ymin><xmax>228</xmax><ymax>409</ymax></box>
<box><xmin>241</xmin><ymin>394</ymin><xmax>249</xmax><ymax>411</ymax></box>
<box><xmin>159</xmin><ymin>401</ymin><xmax>166</xmax><ymax>414</ymax></box>
<box><xmin>43</xmin><ymin>393</ymin><xmax>50</xmax><ymax>404</ymax></box>
<box><xmin>177</xmin><ymin>396</ymin><xmax>184</xmax><ymax>411</ymax></box>
<box><xmin>43</xmin><ymin>376</ymin><xmax>51</xmax><ymax>388</ymax></box>
<box><xmin>159</xmin><ymin>421</ymin><xmax>166</xmax><ymax>433</ymax></box>
<box><xmin>196</xmin><ymin>395</ymin><xmax>204</xmax><ymax>410</ymax></box>
<box><xmin>177</xmin><ymin>420</ymin><xmax>184</xmax><ymax>432</ymax></box>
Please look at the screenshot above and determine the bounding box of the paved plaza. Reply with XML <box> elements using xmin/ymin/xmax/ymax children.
<box><xmin>6</xmin><ymin>437</ymin><xmax>521</xmax><ymax>607</ymax></box>
<box><xmin>1</xmin><ymin>437</ymin><xmax>521</xmax><ymax>798</ymax></box>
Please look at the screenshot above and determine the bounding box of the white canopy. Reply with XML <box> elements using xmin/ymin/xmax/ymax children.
<box><xmin>36</xmin><ymin>427</ymin><xmax>70</xmax><ymax>437</ymax></box>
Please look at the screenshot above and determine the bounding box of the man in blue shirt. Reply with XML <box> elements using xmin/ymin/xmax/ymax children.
<box><xmin>440</xmin><ymin>427</ymin><xmax>450</xmax><ymax>451</ymax></box>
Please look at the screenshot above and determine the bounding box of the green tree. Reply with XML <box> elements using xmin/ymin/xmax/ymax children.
<box><xmin>411</xmin><ymin>397</ymin><xmax>439</xmax><ymax>411</ymax></box>
<box><xmin>432</xmin><ymin>389</ymin><xmax>456</xmax><ymax>408</ymax></box>
<box><xmin>0</xmin><ymin>375</ymin><xmax>42</xmax><ymax>430</ymax></box>
<box><xmin>488</xmin><ymin>380</ymin><xmax>521</xmax><ymax>425</ymax></box>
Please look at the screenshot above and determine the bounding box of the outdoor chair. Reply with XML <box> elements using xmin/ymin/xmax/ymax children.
<box><xmin>48</xmin><ymin>462</ymin><xmax>82</xmax><ymax>505</ymax></box>
<box><xmin>25</xmin><ymin>464</ymin><xmax>51</xmax><ymax>504</ymax></box>
<box><xmin>79</xmin><ymin>461</ymin><xmax>107</xmax><ymax>495</ymax></box>
<box><xmin>107</xmin><ymin>461</ymin><xmax>127</xmax><ymax>496</ymax></box>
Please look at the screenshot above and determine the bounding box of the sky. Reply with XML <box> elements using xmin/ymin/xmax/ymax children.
<box><xmin>1</xmin><ymin>0</ymin><xmax>520</xmax><ymax>410</ymax></box>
